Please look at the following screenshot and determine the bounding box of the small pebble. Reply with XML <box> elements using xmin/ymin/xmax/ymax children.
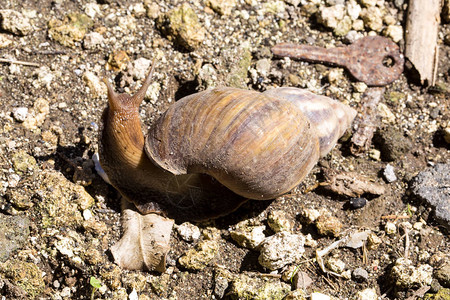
<box><xmin>385</xmin><ymin>221</ymin><xmax>396</xmax><ymax>235</ymax></box>
<box><xmin>367</xmin><ymin>232</ymin><xmax>382</xmax><ymax>250</ymax></box>
<box><xmin>383</xmin><ymin>164</ymin><xmax>397</xmax><ymax>183</ymax></box>
<box><xmin>293</xmin><ymin>271</ymin><xmax>313</xmax><ymax>290</ymax></box>
<box><xmin>12</xmin><ymin>107</ymin><xmax>29</xmax><ymax>122</ymax></box>
<box><xmin>326</xmin><ymin>258</ymin><xmax>346</xmax><ymax>274</ymax></box>
<box><xmin>176</xmin><ymin>222</ymin><xmax>201</xmax><ymax>242</ymax></box>
<box><xmin>82</xmin><ymin>209</ymin><xmax>92</xmax><ymax>221</ymax></box>
<box><xmin>352</xmin><ymin>268</ymin><xmax>369</xmax><ymax>282</ymax></box>
<box><xmin>258</xmin><ymin>231</ymin><xmax>305</xmax><ymax>270</ymax></box>
<box><xmin>311</xmin><ymin>292</ymin><xmax>331</xmax><ymax>300</ymax></box>
<box><xmin>354</xmin><ymin>288</ymin><xmax>378</xmax><ymax>300</ymax></box>
<box><xmin>368</xmin><ymin>149</ymin><xmax>381</xmax><ymax>161</ymax></box>
<box><xmin>349</xmin><ymin>197</ymin><xmax>367</xmax><ymax>209</ymax></box>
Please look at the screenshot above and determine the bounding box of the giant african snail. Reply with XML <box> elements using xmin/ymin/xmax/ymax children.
<box><xmin>99</xmin><ymin>63</ymin><xmax>356</xmax><ymax>221</ymax></box>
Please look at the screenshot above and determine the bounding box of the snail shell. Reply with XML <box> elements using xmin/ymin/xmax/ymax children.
<box><xmin>99</xmin><ymin>68</ymin><xmax>356</xmax><ymax>220</ymax></box>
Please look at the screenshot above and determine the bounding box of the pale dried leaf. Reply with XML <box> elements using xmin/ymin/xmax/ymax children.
<box><xmin>111</xmin><ymin>204</ymin><xmax>174</xmax><ymax>272</ymax></box>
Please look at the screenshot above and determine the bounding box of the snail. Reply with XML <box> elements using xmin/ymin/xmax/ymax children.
<box><xmin>98</xmin><ymin>62</ymin><xmax>356</xmax><ymax>271</ymax></box>
<box><xmin>99</xmin><ymin>63</ymin><xmax>357</xmax><ymax>222</ymax></box>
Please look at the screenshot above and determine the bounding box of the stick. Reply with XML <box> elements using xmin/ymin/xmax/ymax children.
<box><xmin>0</xmin><ymin>58</ymin><xmax>40</xmax><ymax>67</ymax></box>
<box><xmin>405</xmin><ymin>0</ymin><xmax>441</xmax><ymax>86</ymax></box>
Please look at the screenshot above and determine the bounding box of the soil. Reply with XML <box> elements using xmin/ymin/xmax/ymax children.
<box><xmin>0</xmin><ymin>0</ymin><xmax>449</xmax><ymax>299</ymax></box>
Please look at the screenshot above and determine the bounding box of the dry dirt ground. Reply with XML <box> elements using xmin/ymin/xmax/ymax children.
<box><xmin>0</xmin><ymin>0</ymin><xmax>449</xmax><ymax>299</ymax></box>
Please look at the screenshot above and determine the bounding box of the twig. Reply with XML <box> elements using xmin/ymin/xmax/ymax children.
<box><xmin>400</xmin><ymin>224</ymin><xmax>410</xmax><ymax>259</ymax></box>
<box><xmin>0</xmin><ymin>58</ymin><xmax>40</xmax><ymax>67</ymax></box>
<box><xmin>405</xmin><ymin>285</ymin><xmax>431</xmax><ymax>300</ymax></box>
<box><xmin>33</xmin><ymin>50</ymin><xmax>67</xmax><ymax>55</ymax></box>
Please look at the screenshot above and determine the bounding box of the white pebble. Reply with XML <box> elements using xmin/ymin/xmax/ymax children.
<box><xmin>383</xmin><ymin>164</ymin><xmax>397</xmax><ymax>183</ymax></box>
<box><xmin>83</xmin><ymin>209</ymin><xmax>93</xmax><ymax>221</ymax></box>
<box><xmin>385</xmin><ymin>221</ymin><xmax>396</xmax><ymax>235</ymax></box>
<box><xmin>12</xmin><ymin>107</ymin><xmax>28</xmax><ymax>122</ymax></box>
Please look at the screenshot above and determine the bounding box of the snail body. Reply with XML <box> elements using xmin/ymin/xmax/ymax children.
<box><xmin>99</xmin><ymin>68</ymin><xmax>356</xmax><ymax>220</ymax></box>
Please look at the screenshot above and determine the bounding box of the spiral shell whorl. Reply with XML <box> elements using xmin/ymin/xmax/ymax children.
<box><xmin>145</xmin><ymin>87</ymin><xmax>321</xmax><ymax>200</ymax></box>
<box><xmin>263</xmin><ymin>87</ymin><xmax>356</xmax><ymax>157</ymax></box>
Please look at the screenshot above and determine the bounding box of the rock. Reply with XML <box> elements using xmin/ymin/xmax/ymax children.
<box><xmin>353</xmin><ymin>288</ymin><xmax>378</xmax><ymax>300</ymax></box>
<box><xmin>0</xmin><ymin>215</ymin><xmax>30</xmax><ymax>262</ymax></box>
<box><xmin>156</xmin><ymin>3</ymin><xmax>206</xmax><ymax>51</ymax></box>
<box><xmin>144</xmin><ymin>1</ymin><xmax>160</xmax><ymax>19</ymax></box>
<box><xmin>327</xmin><ymin>68</ymin><xmax>345</xmax><ymax>84</ymax></box>
<box><xmin>83</xmin><ymin>32</ymin><xmax>104</xmax><ymax>49</ymax></box>
<box><xmin>214</xmin><ymin>267</ymin><xmax>233</xmax><ymax>298</ymax></box>
<box><xmin>255</xmin><ymin>58</ymin><xmax>272</xmax><ymax>77</ymax></box>
<box><xmin>429</xmin><ymin>288</ymin><xmax>450</xmax><ymax>299</ymax></box>
<box><xmin>0</xmin><ymin>10</ymin><xmax>33</xmax><ymax>36</ymax></box>
<box><xmin>224</xmin><ymin>44</ymin><xmax>252</xmax><ymax>89</ymax></box>
<box><xmin>0</xmin><ymin>33</ymin><xmax>13</xmax><ymax>48</ymax></box>
<box><xmin>284</xmin><ymin>289</ymin><xmax>307</xmax><ymax>300</ymax></box>
<box><xmin>176</xmin><ymin>222</ymin><xmax>201</xmax><ymax>242</ymax></box>
<box><xmin>346</xmin><ymin>1</ymin><xmax>361</xmax><ymax>20</ymax></box>
<box><xmin>230</xmin><ymin>220</ymin><xmax>266</xmax><ymax>249</ymax></box>
<box><xmin>206</xmin><ymin>0</ymin><xmax>237</xmax><ymax>16</ymax></box>
<box><xmin>48</xmin><ymin>13</ymin><xmax>93</xmax><ymax>48</ymax></box>
<box><xmin>0</xmin><ymin>259</ymin><xmax>45</xmax><ymax>297</ymax></box>
<box><xmin>344</xmin><ymin>230</ymin><xmax>370</xmax><ymax>249</ymax></box>
<box><xmin>315</xmin><ymin>215</ymin><xmax>343</xmax><ymax>237</ymax></box>
<box><xmin>6</xmin><ymin>189</ymin><xmax>34</xmax><ymax>210</ymax></box>
<box><xmin>129</xmin><ymin>3</ymin><xmax>146</xmax><ymax>17</ymax></box>
<box><xmin>178</xmin><ymin>239</ymin><xmax>219</xmax><ymax>270</ymax></box>
<box><xmin>293</xmin><ymin>271</ymin><xmax>313</xmax><ymax>290</ymax></box>
<box><xmin>326</xmin><ymin>258</ymin><xmax>346</xmax><ymax>274</ymax></box>
<box><xmin>410</xmin><ymin>164</ymin><xmax>450</xmax><ymax>230</ymax></box>
<box><xmin>229</xmin><ymin>273</ymin><xmax>290</xmax><ymax>300</ymax></box>
<box><xmin>82</xmin><ymin>71</ymin><xmax>106</xmax><ymax>98</ymax></box>
<box><xmin>317</xmin><ymin>5</ymin><xmax>346</xmax><ymax>29</ymax></box>
<box><xmin>83</xmin><ymin>2</ymin><xmax>101</xmax><ymax>18</ymax></box>
<box><xmin>311</xmin><ymin>292</ymin><xmax>331</xmax><ymax>300</ymax></box>
<box><xmin>367</xmin><ymin>232</ymin><xmax>382</xmax><ymax>250</ymax></box>
<box><xmin>383</xmin><ymin>164</ymin><xmax>397</xmax><ymax>183</ymax></box>
<box><xmin>267</xmin><ymin>210</ymin><xmax>293</xmax><ymax>232</ymax></box>
<box><xmin>368</xmin><ymin>149</ymin><xmax>381</xmax><ymax>161</ymax></box>
<box><xmin>360</xmin><ymin>7</ymin><xmax>384</xmax><ymax>32</ymax></box>
<box><xmin>11</xmin><ymin>150</ymin><xmax>37</xmax><ymax>174</ymax></box>
<box><xmin>384</xmin><ymin>25</ymin><xmax>403</xmax><ymax>43</ymax></box>
<box><xmin>258</xmin><ymin>231</ymin><xmax>305</xmax><ymax>270</ymax></box>
<box><xmin>129</xmin><ymin>57</ymin><xmax>152</xmax><ymax>80</ymax></box>
<box><xmin>349</xmin><ymin>197</ymin><xmax>367</xmax><ymax>209</ymax></box>
<box><xmin>378</xmin><ymin>103</ymin><xmax>396</xmax><ymax>123</ymax></box>
<box><xmin>434</xmin><ymin>261</ymin><xmax>450</xmax><ymax>288</ymax></box>
<box><xmin>38</xmin><ymin>170</ymin><xmax>95</xmax><ymax>228</ymax></box>
<box><xmin>299</xmin><ymin>207</ymin><xmax>323</xmax><ymax>224</ymax></box>
<box><xmin>12</xmin><ymin>107</ymin><xmax>29</xmax><ymax>122</ymax></box>
<box><xmin>198</xmin><ymin>63</ymin><xmax>218</xmax><ymax>89</ymax></box>
<box><xmin>106</xmin><ymin>50</ymin><xmax>130</xmax><ymax>71</ymax></box>
<box><xmin>334</xmin><ymin>16</ymin><xmax>352</xmax><ymax>36</ymax></box>
<box><xmin>32</xmin><ymin>67</ymin><xmax>55</xmax><ymax>90</ymax></box>
<box><xmin>374</xmin><ymin>127</ymin><xmax>412</xmax><ymax>161</ymax></box>
<box><xmin>384</xmin><ymin>221</ymin><xmax>396</xmax><ymax>235</ymax></box>
<box><xmin>390</xmin><ymin>258</ymin><xmax>433</xmax><ymax>288</ymax></box>
<box><xmin>352</xmin><ymin>268</ymin><xmax>369</xmax><ymax>282</ymax></box>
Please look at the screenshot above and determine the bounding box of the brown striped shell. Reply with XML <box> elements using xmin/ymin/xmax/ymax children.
<box><xmin>144</xmin><ymin>87</ymin><xmax>356</xmax><ymax>200</ymax></box>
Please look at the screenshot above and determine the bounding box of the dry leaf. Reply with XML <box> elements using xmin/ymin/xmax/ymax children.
<box><xmin>111</xmin><ymin>202</ymin><xmax>174</xmax><ymax>272</ymax></box>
